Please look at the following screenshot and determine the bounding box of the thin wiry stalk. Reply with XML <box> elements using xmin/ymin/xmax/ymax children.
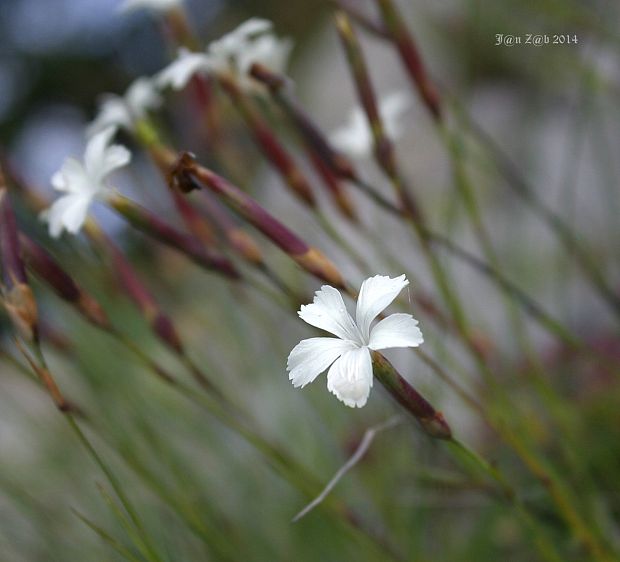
<box><xmin>20</xmin><ymin>334</ymin><xmax>165</xmax><ymax>562</ymax></box>
<box><xmin>293</xmin><ymin>415</ymin><xmax>402</xmax><ymax>522</ymax></box>
<box><xmin>454</xmin><ymin>103</ymin><xmax>620</xmax><ymax>318</ymax></box>
<box><xmin>72</xmin><ymin>509</ymin><xmax>145</xmax><ymax>562</ymax></box>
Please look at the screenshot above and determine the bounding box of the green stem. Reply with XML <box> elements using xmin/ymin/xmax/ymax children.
<box><xmin>453</xmin><ymin>102</ymin><xmax>620</xmax><ymax>319</ymax></box>
<box><xmin>64</xmin><ymin>415</ymin><xmax>165</xmax><ymax>562</ymax></box>
<box><xmin>447</xmin><ymin>438</ymin><xmax>564</xmax><ymax>562</ymax></box>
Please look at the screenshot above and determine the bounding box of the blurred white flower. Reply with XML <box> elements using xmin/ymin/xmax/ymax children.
<box><xmin>329</xmin><ymin>91</ymin><xmax>411</xmax><ymax>158</ymax></box>
<box><xmin>156</xmin><ymin>18</ymin><xmax>292</xmax><ymax>92</ymax></box>
<box><xmin>287</xmin><ymin>275</ymin><xmax>423</xmax><ymax>408</ymax></box>
<box><xmin>86</xmin><ymin>77</ymin><xmax>162</xmax><ymax>137</ymax></box>
<box><xmin>156</xmin><ymin>48</ymin><xmax>210</xmax><ymax>90</ymax></box>
<box><xmin>44</xmin><ymin>127</ymin><xmax>131</xmax><ymax>238</ymax></box>
<box><xmin>118</xmin><ymin>0</ymin><xmax>183</xmax><ymax>13</ymax></box>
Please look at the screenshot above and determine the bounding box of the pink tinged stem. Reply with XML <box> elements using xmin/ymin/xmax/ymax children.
<box><xmin>218</xmin><ymin>75</ymin><xmax>316</xmax><ymax>207</ymax></box>
<box><xmin>0</xmin><ymin>188</ymin><xmax>27</xmax><ymax>287</ymax></box>
<box><xmin>171</xmin><ymin>189</ymin><xmax>218</xmax><ymax>249</ymax></box>
<box><xmin>87</xmin><ymin>225</ymin><xmax>184</xmax><ymax>355</ymax></box>
<box><xmin>107</xmin><ymin>193</ymin><xmax>240</xmax><ymax>279</ymax></box>
<box><xmin>198</xmin><ymin>190</ymin><xmax>264</xmax><ymax>265</ymax></box>
<box><xmin>190</xmin><ymin>75</ymin><xmax>223</xmax><ymax>147</ymax></box>
<box><xmin>18</xmin><ymin>234</ymin><xmax>111</xmax><ymax>330</ymax></box>
<box><xmin>308</xmin><ymin>151</ymin><xmax>357</xmax><ymax>222</ymax></box>
<box><xmin>14</xmin><ymin>339</ymin><xmax>72</xmax><ymax>412</ymax></box>
<box><xmin>170</xmin><ymin>153</ymin><xmax>345</xmax><ymax>288</ymax></box>
<box><xmin>374</xmin><ymin>0</ymin><xmax>442</xmax><ymax>121</ymax></box>
<box><xmin>333</xmin><ymin>12</ymin><xmax>421</xmax><ymax>220</ymax></box>
<box><xmin>248</xmin><ymin>64</ymin><xmax>357</xmax><ymax>220</ymax></box>
<box><xmin>249</xmin><ymin>63</ymin><xmax>357</xmax><ymax>181</ymax></box>
<box><xmin>371</xmin><ymin>351</ymin><xmax>452</xmax><ymax>440</ymax></box>
<box><xmin>0</xmin><ymin>187</ymin><xmax>38</xmax><ymax>341</ymax></box>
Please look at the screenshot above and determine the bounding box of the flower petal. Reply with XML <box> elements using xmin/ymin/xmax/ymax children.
<box><xmin>298</xmin><ymin>285</ymin><xmax>362</xmax><ymax>343</ymax></box>
<box><xmin>368</xmin><ymin>313</ymin><xmax>423</xmax><ymax>351</ymax></box>
<box><xmin>355</xmin><ymin>274</ymin><xmax>409</xmax><ymax>341</ymax></box>
<box><xmin>380</xmin><ymin>91</ymin><xmax>411</xmax><ymax>140</ymax></box>
<box><xmin>287</xmin><ymin>337</ymin><xmax>356</xmax><ymax>388</ymax></box>
<box><xmin>86</xmin><ymin>96</ymin><xmax>133</xmax><ymax>138</ymax></box>
<box><xmin>326</xmin><ymin>347</ymin><xmax>373</xmax><ymax>408</ymax></box>
<box><xmin>84</xmin><ymin>127</ymin><xmax>131</xmax><ymax>183</ymax></box>
<box><xmin>157</xmin><ymin>49</ymin><xmax>211</xmax><ymax>90</ymax></box>
<box><xmin>44</xmin><ymin>193</ymin><xmax>93</xmax><ymax>238</ymax></box>
<box><xmin>234</xmin><ymin>18</ymin><xmax>273</xmax><ymax>37</ymax></box>
<box><xmin>125</xmin><ymin>77</ymin><xmax>162</xmax><ymax>118</ymax></box>
<box><xmin>329</xmin><ymin>108</ymin><xmax>372</xmax><ymax>158</ymax></box>
<box><xmin>84</xmin><ymin>126</ymin><xmax>115</xmax><ymax>175</ymax></box>
<box><xmin>51</xmin><ymin>158</ymin><xmax>88</xmax><ymax>194</ymax></box>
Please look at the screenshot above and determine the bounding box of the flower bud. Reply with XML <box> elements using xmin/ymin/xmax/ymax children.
<box><xmin>19</xmin><ymin>234</ymin><xmax>111</xmax><ymax>330</ymax></box>
<box><xmin>374</xmin><ymin>0</ymin><xmax>442</xmax><ymax>120</ymax></box>
<box><xmin>0</xmin><ymin>188</ymin><xmax>38</xmax><ymax>340</ymax></box>
<box><xmin>88</xmin><ymin>225</ymin><xmax>184</xmax><ymax>354</ymax></box>
<box><xmin>371</xmin><ymin>351</ymin><xmax>452</xmax><ymax>439</ymax></box>
<box><xmin>218</xmin><ymin>74</ymin><xmax>316</xmax><ymax>207</ymax></box>
<box><xmin>171</xmin><ymin>153</ymin><xmax>345</xmax><ymax>287</ymax></box>
<box><xmin>107</xmin><ymin>193</ymin><xmax>240</xmax><ymax>279</ymax></box>
<box><xmin>249</xmin><ymin>63</ymin><xmax>358</xmax><ymax>220</ymax></box>
<box><xmin>249</xmin><ymin>63</ymin><xmax>357</xmax><ymax>181</ymax></box>
<box><xmin>199</xmin><ymin>190</ymin><xmax>264</xmax><ymax>265</ymax></box>
<box><xmin>334</xmin><ymin>12</ymin><xmax>422</xmax><ymax>220</ymax></box>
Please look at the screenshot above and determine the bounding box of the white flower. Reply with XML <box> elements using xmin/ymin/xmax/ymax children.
<box><xmin>156</xmin><ymin>48</ymin><xmax>211</xmax><ymax>90</ymax></box>
<box><xmin>156</xmin><ymin>18</ymin><xmax>292</xmax><ymax>92</ymax></box>
<box><xmin>329</xmin><ymin>91</ymin><xmax>411</xmax><ymax>158</ymax></box>
<box><xmin>287</xmin><ymin>275</ymin><xmax>423</xmax><ymax>408</ymax></box>
<box><xmin>86</xmin><ymin>77</ymin><xmax>162</xmax><ymax>137</ymax></box>
<box><xmin>44</xmin><ymin>127</ymin><xmax>131</xmax><ymax>238</ymax></box>
<box><xmin>118</xmin><ymin>0</ymin><xmax>183</xmax><ymax>13</ymax></box>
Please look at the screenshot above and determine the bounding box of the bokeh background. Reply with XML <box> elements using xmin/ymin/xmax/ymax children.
<box><xmin>1</xmin><ymin>0</ymin><xmax>619</xmax><ymax>560</ymax></box>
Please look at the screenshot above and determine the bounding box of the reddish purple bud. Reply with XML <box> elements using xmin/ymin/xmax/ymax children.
<box><xmin>19</xmin><ymin>235</ymin><xmax>80</xmax><ymax>302</ymax></box>
<box><xmin>249</xmin><ymin>63</ymin><xmax>358</xmax><ymax>220</ymax></box>
<box><xmin>0</xmin><ymin>187</ymin><xmax>38</xmax><ymax>340</ymax></box>
<box><xmin>199</xmin><ymin>190</ymin><xmax>264</xmax><ymax>265</ymax></box>
<box><xmin>170</xmin><ymin>153</ymin><xmax>345</xmax><ymax>287</ymax></box>
<box><xmin>172</xmin><ymin>190</ymin><xmax>218</xmax><ymax>248</ymax></box>
<box><xmin>374</xmin><ymin>0</ymin><xmax>442</xmax><ymax>120</ymax></box>
<box><xmin>19</xmin><ymin>234</ymin><xmax>111</xmax><ymax>330</ymax></box>
<box><xmin>371</xmin><ymin>351</ymin><xmax>452</xmax><ymax>439</ymax></box>
<box><xmin>218</xmin><ymin>75</ymin><xmax>316</xmax><ymax>207</ymax></box>
<box><xmin>308</xmin><ymin>151</ymin><xmax>357</xmax><ymax>221</ymax></box>
<box><xmin>0</xmin><ymin>188</ymin><xmax>27</xmax><ymax>287</ymax></box>
<box><xmin>249</xmin><ymin>63</ymin><xmax>357</xmax><ymax>181</ymax></box>
<box><xmin>101</xmin><ymin>231</ymin><xmax>184</xmax><ymax>354</ymax></box>
<box><xmin>107</xmin><ymin>193</ymin><xmax>240</xmax><ymax>279</ymax></box>
<box><xmin>334</xmin><ymin>12</ymin><xmax>422</xmax><ymax>219</ymax></box>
